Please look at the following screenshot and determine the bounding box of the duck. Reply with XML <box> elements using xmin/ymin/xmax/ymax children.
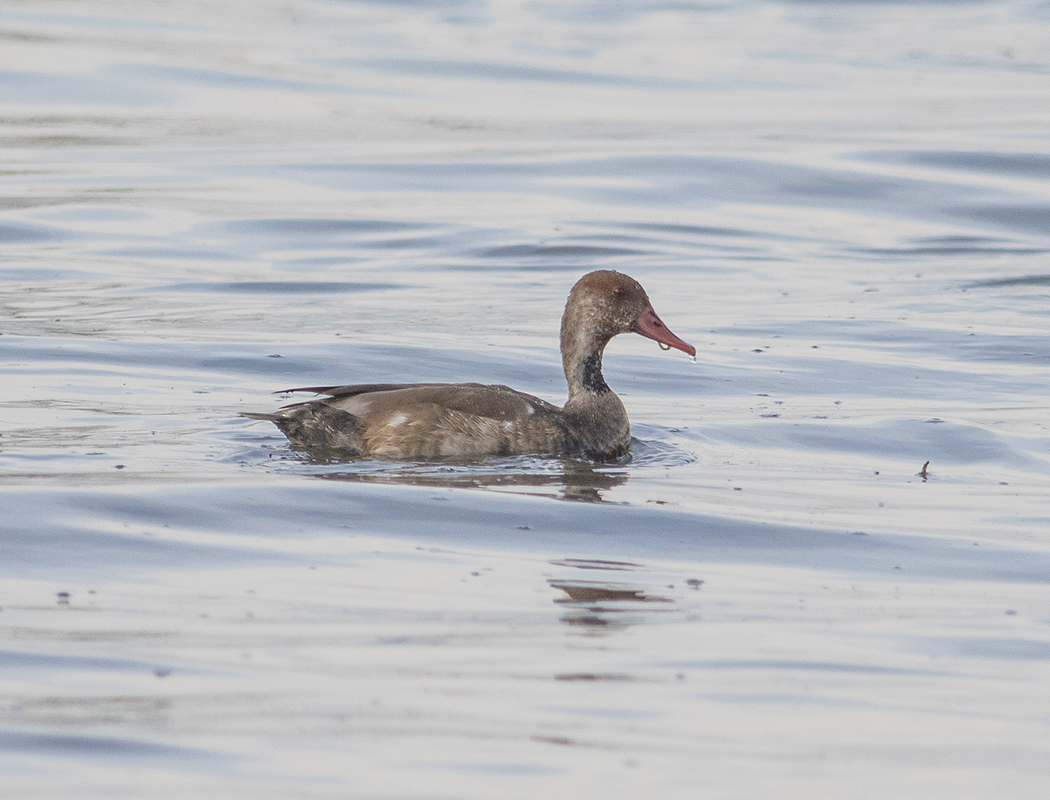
<box><xmin>243</xmin><ymin>270</ymin><xmax>695</xmax><ymax>460</ymax></box>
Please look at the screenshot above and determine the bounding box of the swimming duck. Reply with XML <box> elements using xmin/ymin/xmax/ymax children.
<box><xmin>243</xmin><ymin>270</ymin><xmax>694</xmax><ymax>459</ymax></box>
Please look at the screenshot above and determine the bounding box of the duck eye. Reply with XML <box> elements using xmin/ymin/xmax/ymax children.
<box><xmin>613</xmin><ymin>287</ymin><xmax>626</xmax><ymax>298</ymax></box>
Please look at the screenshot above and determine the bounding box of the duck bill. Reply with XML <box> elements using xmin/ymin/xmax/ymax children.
<box><xmin>634</xmin><ymin>307</ymin><xmax>696</xmax><ymax>357</ymax></box>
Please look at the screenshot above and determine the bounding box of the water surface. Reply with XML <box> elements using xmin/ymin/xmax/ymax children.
<box><xmin>2</xmin><ymin>1</ymin><xmax>1050</xmax><ymax>797</ymax></box>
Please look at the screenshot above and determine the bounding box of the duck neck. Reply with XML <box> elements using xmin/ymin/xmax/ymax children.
<box><xmin>565</xmin><ymin>346</ymin><xmax>610</xmax><ymax>400</ymax></box>
<box><xmin>559</xmin><ymin>308</ymin><xmax>630</xmax><ymax>457</ymax></box>
<box><xmin>560</xmin><ymin>309</ymin><xmax>614</xmax><ymax>404</ymax></box>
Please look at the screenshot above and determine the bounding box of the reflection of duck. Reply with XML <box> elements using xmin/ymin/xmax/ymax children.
<box><xmin>244</xmin><ymin>270</ymin><xmax>694</xmax><ymax>459</ymax></box>
<box><xmin>549</xmin><ymin>568</ymin><xmax>676</xmax><ymax>634</ymax></box>
<box><xmin>309</xmin><ymin>456</ymin><xmax>629</xmax><ymax>503</ymax></box>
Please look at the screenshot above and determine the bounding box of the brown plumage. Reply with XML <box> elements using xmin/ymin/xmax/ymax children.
<box><xmin>242</xmin><ymin>270</ymin><xmax>695</xmax><ymax>459</ymax></box>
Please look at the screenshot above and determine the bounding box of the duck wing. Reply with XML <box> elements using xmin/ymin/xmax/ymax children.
<box><xmin>263</xmin><ymin>383</ymin><xmax>567</xmax><ymax>458</ymax></box>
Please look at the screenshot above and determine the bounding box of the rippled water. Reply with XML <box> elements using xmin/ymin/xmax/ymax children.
<box><xmin>3</xmin><ymin>1</ymin><xmax>1050</xmax><ymax>797</ymax></box>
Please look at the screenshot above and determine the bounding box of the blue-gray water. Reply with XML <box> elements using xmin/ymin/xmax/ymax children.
<box><xmin>2</xmin><ymin>1</ymin><xmax>1050</xmax><ymax>797</ymax></box>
